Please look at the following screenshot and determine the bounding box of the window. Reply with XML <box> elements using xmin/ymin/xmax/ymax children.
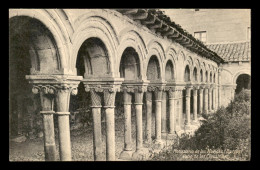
<box><xmin>247</xmin><ymin>27</ymin><xmax>251</xmax><ymax>40</ymax></box>
<box><xmin>194</xmin><ymin>31</ymin><xmax>207</xmax><ymax>43</ymax></box>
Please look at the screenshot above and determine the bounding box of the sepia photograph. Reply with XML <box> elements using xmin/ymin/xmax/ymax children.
<box><xmin>9</xmin><ymin>8</ymin><xmax>251</xmax><ymax>161</ymax></box>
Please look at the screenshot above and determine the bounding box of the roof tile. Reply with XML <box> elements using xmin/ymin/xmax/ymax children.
<box><xmin>206</xmin><ymin>41</ymin><xmax>251</xmax><ymax>62</ymax></box>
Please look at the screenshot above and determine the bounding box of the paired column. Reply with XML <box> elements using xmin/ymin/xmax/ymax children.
<box><xmin>32</xmin><ymin>86</ymin><xmax>57</xmax><ymax>161</ymax></box>
<box><xmin>218</xmin><ymin>70</ymin><xmax>222</xmax><ymax>107</ymax></box>
<box><xmin>147</xmin><ymin>85</ymin><xmax>164</xmax><ymax>148</ymax></box>
<box><xmin>27</xmin><ymin>75</ymin><xmax>82</xmax><ymax>161</ymax></box>
<box><xmin>103</xmin><ymin>89</ymin><xmax>117</xmax><ymax>161</ymax></box>
<box><xmin>212</xmin><ymin>87</ymin><xmax>215</xmax><ymax>111</ymax></box>
<box><xmin>192</xmin><ymin>87</ymin><xmax>198</xmax><ymax>123</ymax></box>
<box><xmin>218</xmin><ymin>85</ymin><xmax>221</xmax><ymax>108</ymax></box>
<box><xmin>213</xmin><ymin>87</ymin><xmax>217</xmax><ymax>111</ymax></box>
<box><xmin>204</xmin><ymin>87</ymin><xmax>209</xmax><ymax>114</ymax></box>
<box><xmin>168</xmin><ymin>89</ymin><xmax>176</xmax><ymax>134</ymax></box>
<box><xmin>185</xmin><ymin>87</ymin><xmax>191</xmax><ymax>129</ymax></box>
<box><xmin>154</xmin><ymin>88</ymin><xmax>163</xmax><ymax>146</ymax></box>
<box><xmin>199</xmin><ymin>88</ymin><xmax>203</xmax><ymax>114</ymax></box>
<box><xmin>119</xmin><ymin>90</ymin><xmax>133</xmax><ymax>159</ymax></box>
<box><xmin>208</xmin><ymin>87</ymin><xmax>212</xmax><ymax>113</ymax></box>
<box><xmin>145</xmin><ymin>91</ymin><xmax>152</xmax><ymax>144</ymax></box>
<box><xmin>161</xmin><ymin>91</ymin><xmax>167</xmax><ymax>135</ymax></box>
<box><xmin>89</xmin><ymin>90</ymin><xmax>102</xmax><ymax>161</ymax></box>
<box><xmin>230</xmin><ymin>87</ymin><xmax>235</xmax><ymax>101</ymax></box>
<box><xmin>215</xmin><ymin>86</ymin><xmax>219</xmax><ymax>109</ymax></box>
<box><xmin>176</xmin><ymin>90</ymin><xmax>183</xmax><ymax>131</ymax></box>
<box><xmin>132</xmin><ymin>85</ymin><xmax>147</xmax><ymax>159</ymax></box>
<box><xmin>84</xmin><ymin>80</ymin><xmax>122</xmax><ymax>161</ymax></box>
<box><xmin>55</xmin><ymin>85</ymin><xmax>78</xmax><ymax>161</ymax></box>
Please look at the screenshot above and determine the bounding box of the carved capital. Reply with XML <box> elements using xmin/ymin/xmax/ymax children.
<box><xmin>134</xmin><ymin>91</ymin><xmax>144</xmax><ymax>104</ymax></box>
<box><xmin>85</xmin><ymin>84</ymin><xmax>121</xmax><ymax>93</ymax></box>
<box><xmin>146</xmin><ymin>91</ymin><xmax>152</xmax><ymax>102</ymax></box>
<box><xmin>31</xmin><ymin>84</ymin><xmax>78</xmax><ymax>96</ymax></box>
<box><xmin>121</xmin><ymin>85</ymin><xmax>147</xmax><ymax>93</ymax></box>
<box><xmin>168</xmin><ymin>90</ymin><xmax>177</xmax><ymax>99</ymax></box>
<box><xmin>193</xmin><ymin>89</ymin><xmax>198</xmax><ymax>96</ymax></box>
<box><xmin>90</xmin><ymin>90</ymin><xmax>102</xmax><ymax>107</ymax></box>
<box><xmin>103</xmin><ymin>89</ymin><xmax>116</xmax><ymax>108</ymax></box>
<box><xmin>154</xmin><ymin>89</ymin><xmax>163</xmax><ymax>100</ymax></box>
<box><xmin>147</xmin><ymin>85</ymin><xmax>165</xmax><ymax>92</ymax></box>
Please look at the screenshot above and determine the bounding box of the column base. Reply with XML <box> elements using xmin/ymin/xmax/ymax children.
<box><xmin>161</xmin><ymin>132</ymin><xmax>168</xmax><ymax>140</ymax></box>
<box><xmin>191</xmin><ymin>120</ymin><xmax>200</xmax><ymax>125</ymax></box>
<box><xmin>119</xmin><ymin>150</ymin><xmax>134</xmax><ymax>160</ymax></box>
<box><xmin>175</xmin><ymin>125</ymin><xmax>182</xmax><ymax>132</ymax></box>
<box><xmin>152</xmin><ymin>139</ymin><xmax>164</xmax><ymax>150</ymax></box>
<box><xmin>143</xmin><ymin>139</ymin><xmax>152</xmax><ymax>148</ymax></box>
<box><xmin>184</xmin><ymin>124</ymin><xmax>192</xmax><ymax>130</ymax></box>
<box><xmin>131</xmin><ymin>148</ymin><xmax>149</xmax><ymax>161</ymax></box>
<box><xmin>165</xmin><ymin>133</ymin><xmax>177</xmax><ymax>140</ymax></box>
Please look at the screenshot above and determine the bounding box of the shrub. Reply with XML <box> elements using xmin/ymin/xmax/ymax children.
<box><xmin>150</xmin><ymin>89</ymin><xmax>251</xmax><ymax>161</ymax></box>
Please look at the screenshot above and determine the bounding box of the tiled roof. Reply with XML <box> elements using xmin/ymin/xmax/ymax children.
<box><xmin>206</xmin><ymin>41</ymin><xmax>251</xmax><ymax>62</ymax></box>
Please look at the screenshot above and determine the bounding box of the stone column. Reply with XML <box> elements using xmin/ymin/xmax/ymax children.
<box><xmin>231</xmin><ymin>87</ymin><xmax>235</xmax><ymax>101</ymax></box>
<box><xmin>218</xmin><ymin>70</ymin><xmax>222</xmax><ymax>107</ymax></box>
<box><xmin>168</xmin><ymin>89</ymin><xmax>176</xmax><ymax>134</ymax></box>
<box><xmin>185</xmin><ymin>87</ymin><xmax>191</xmax><ymax>129</ymax></box>
<box><xmin>55</xmin><ymin>85</ymin><xmax>78</xmax><ymax>161</ymax></box>
<box><xmin>89</xmin><ymin>90</ymin><xmax>102</xmax><ymax>161</ymax></box>
<box><xmin>212</xmin><ymin>88</ymin><xmax>215</xmax><ymax>111</ymax></box>
<box><xmin>32</xmin><ymin>86</ymin><xmax>56</xmax><ymax>161</ymax></box>
<box><xmin>215</xmin><ymin>86</ymin><xmax>219</xmax><ymax>110</ymax></box>
<box><xmin>204</xmin><ymin>87</ymin><xmax>209</xmax><ymax>114</ymax></box>
<box><xmin>208</xmin><ymin>87</ymin><xmax>212</xmax><ymax>112</ymax></box>
<box><xmin>119</xmin><ymin>90</ymin><xmax>133</xmax><ymax>159</ymax></box>
<box><xmin>26</xmin><ymin>75</ymin><xmax>82</xmax><ymax>161</ymax></box>
<box><xmin>103</xmin><ymin>89</ymin><xmax>117</xmax><ymax>161</ymax></box>
<box><xmin>199</xmin><ymin>88</ymin><xmax>203</xmax><ymax>114</ymax></box>
<box><xmin>161</xmin><ymin>91</ymin><xmax>167</xmax><ymax>135</ymax></box>
<box><xmin>132</xmin><ymin>87</ymin><xmax>146</xmax><ymax>159</ymax></box>
<box><xmin>192</xmin><ymin>88</ymin><xmax>198</xmax><ymax>123</ymax></box>
<box><xmin>176</xmin><ymin>90</ymin><xmax>182</xmax><ymax>131</ymax></box>
<box><xmin>218</xmin><ymin>85</ymin><xmax>221</xmax><ymax>108</ymax></box>
<box><xmin>154</xmin><ymin>87</ymin><xmax>163</xmax><ymax>147</ymax></box>
<box><xmin>145</xmin><ymin>91</ymin><xmax>152</xmax><ymax>145</ymax></box>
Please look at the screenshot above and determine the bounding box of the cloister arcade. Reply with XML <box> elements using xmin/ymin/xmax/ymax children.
<box><xmin>9</xmin><ymin>9</ymin><xmax>247</xmax><ymax>161</ymax></box>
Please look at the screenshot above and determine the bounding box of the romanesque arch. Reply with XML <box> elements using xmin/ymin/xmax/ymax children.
<box><xmin>9</xmin><ymin>15</ymin><xmax>63</xmax><ymax>140</ymax></box>
<box><xmin>233</xmin><ymin>70</ymin><xmax>251</xmax><ymax>85</ymax></box>
<box><xmin>165</xmin><ymin>60</ymin><xmax>174</xmax><ymax>81</ymax></box>
<box><xmin>205</xmin><ymin>70</ymin><xmax>209</xmax><ymax>82</ymax></box>
<box><xmin>9</xmin><ymin>9</ymin><xmax>69</xmax><ymax>72</ymax></box>
<box><xmin>193</xmin><ymin>67</ymin><xmax>198</xmax><ymax>82</ymax></box>
<box><xmin>184</xmin><ymin>65</ymin><xmax>191</xmax><ymax>82</ymax></box>
<box><xmin>119</xmin><ymin>47</ymin><xmax>141</xmax><ymax>80</ymax></box>
<box><xmin>235</xmin><ymin>74</ymin><xmax>251</xmax><ymax>94</ymax></box>
<box><xmin>210</xmin><ymin>72</ymin><xmax>213</xmax><ymax>83</ymax></box>
<box><xmin>200</xmin><ymin>69</ymin><xmax>204</xmax><ymax>82</ymax></box>
<box><xmin>165</xmin><ymin>47</ymin><xmax>177</xmax><ymax>81</ymax></box>
<box><xmin>147</xmin><ymin>55</ymin><xmax>161</xmax><ymax>80</ymax></box>
<box><xmin>72</xmin><ymin>14</ymin><xmax>119</xmax><ymax>76</ymax></box>
<box><xmin>117</xmin><ymin>30</ymin><xmax>147</xmax><ymax>79</ymax></box>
